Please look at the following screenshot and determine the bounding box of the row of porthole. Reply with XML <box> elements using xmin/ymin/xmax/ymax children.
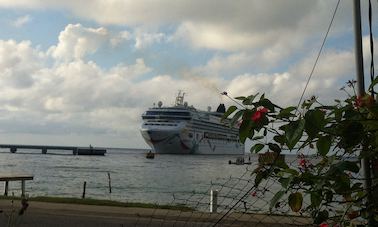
<box><xmin>144</xmin><ymin>123</ymin><xmax>178</xmax><ymax>126</ymax></box>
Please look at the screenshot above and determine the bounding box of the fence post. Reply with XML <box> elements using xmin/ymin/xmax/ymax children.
<box><xmin>82</xmin><ymin>181</ymin><xmax>86</xmax><ymax>199</ymax></box>
<box><xmin>210</xmin><ymin>189</ymin><xmax>218</xmax><ymax>213</ymax></box>
<box><xmin>107</xmin><ymin>172</ymin><xmax>112</xmax><ymax>193</ymax></box>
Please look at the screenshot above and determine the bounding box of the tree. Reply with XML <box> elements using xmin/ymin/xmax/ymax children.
<box><xmin>223</xmin><ymin>79</ymin><xmax>378</xmax><ymax>226</ymax></box>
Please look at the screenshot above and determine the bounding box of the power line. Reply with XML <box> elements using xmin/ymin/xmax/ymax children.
<box><xmin>295</xmin><ymin>0</ymin><xmax>341</xmax><ymax>110</ymax></box>
<box><xmin>369</xmin><ymin>0</ymin><xmax>376</xmax><ymax>96</ymax></box>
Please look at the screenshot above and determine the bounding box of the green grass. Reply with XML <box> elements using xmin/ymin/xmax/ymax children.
<box><xmin>0</xmin><ymin>196</ymin><xmax>194</xmax><ymax>212</ymax></box>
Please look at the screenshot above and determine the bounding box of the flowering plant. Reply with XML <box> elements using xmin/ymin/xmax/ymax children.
<box><xmin>223</xmin><ymin>79</ymin><xmax>378</xmax><ymax>226</ymax></box>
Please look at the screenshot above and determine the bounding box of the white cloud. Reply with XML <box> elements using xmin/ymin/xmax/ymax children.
<box><xmin>110</xmin><ymin>58</ymin><xmax>152</xmax><ymax>79</ymax></box>
<box><xmin>225</xmin><ymin>49</ymin><xmax>356</xmax><ymax>107</ymax></box>
<box><xmin>110</xmin><ymin>30</ymin><xmax>131</xmax><ymax>47</ymax></box>
<box><xmin>48</xmin><ymin>24</ymin><xmax>108</xmax><ymax>62</ymax></box>
<box><xmin>12</xmin><ymin>15</ymin><xmax>31</xmax><ymax>27</ymax></box>
<box><xmin>0</xmin><ymin>40</ymin><xmax>44</xmax><ymax>89</ymax></box>
<box><xmin>0</xmin><ymin>1</ymin><xmax>355</xmax><ymax>53</ymax></box>
<box><xmin>135</xmin><ymin>31</ymin><xmax>166</xmax><ymax>49</ymax></box>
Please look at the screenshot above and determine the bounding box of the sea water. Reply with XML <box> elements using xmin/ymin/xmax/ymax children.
<box><xmin>0</xmin><ymin>148</ymin><xmax>257</xmax><ymax>205</ymax></box>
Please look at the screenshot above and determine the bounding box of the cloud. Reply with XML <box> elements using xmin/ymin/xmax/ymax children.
<box><xmin>110</xmin><ymin>30</ymin><xmax>131</xmax><ymax>47</ymax></box>
<box><xmin>48</xmin><ymin>24</ymin><xmax>109</xmax><ymax>62</ymax></box>
<box><xmin>110</xmin><ymin>58</ymin><xmax>152</xmax><ymax>79</ymax></box>
<box><xmin>0</xmin><ymin>40</ymin><xmax>44</xmax><ymax>89</ymax></box>
<box><xmin>12</xmin><ymin>15</ymin><xmax>31</xmax><ymax>27</ymax></box>
<box><xmin>225</xmin><ymin>48</ymin><xmax>356</xmax><ymax>107</ymax></box>
<box><xmin>0</xmin><ymin>1</ymin><xmax>354</xmax><ymax>53</ymax></box>
<box><xmin>135</xmin><ymin>31</ymin><xmax>166</xmax><ymax>49</ymax></box>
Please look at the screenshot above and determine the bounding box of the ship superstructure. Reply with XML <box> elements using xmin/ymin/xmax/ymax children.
<box><xmin>140</xmin><ymin>92</ymin><xmax>244</xmax><ymax>154</ymax></box>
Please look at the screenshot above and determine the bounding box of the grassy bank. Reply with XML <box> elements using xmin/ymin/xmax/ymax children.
<box><xmin>0</xmin><ymin>196</ymin><xmax>194</xmax><ymax>212</ymax></box>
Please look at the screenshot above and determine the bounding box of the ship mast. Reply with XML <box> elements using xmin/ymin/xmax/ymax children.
<box><xmin>175</xmin><ymin>90</ymin><xmax>185</xmax><ymax>106</ymax></box>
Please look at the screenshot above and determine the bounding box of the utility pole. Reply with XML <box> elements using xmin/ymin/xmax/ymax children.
<box><xmin>353</xmin><ymin>0</ymin><xmax>375</xmax><ymax>226</ymax></box>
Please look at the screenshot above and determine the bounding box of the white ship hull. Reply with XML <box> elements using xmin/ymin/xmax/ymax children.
<box><xmin>140</xmin><ymin>123</ymin><xmax>244</xmax><ymax>155</ymax></box>
<box><xmin>140</xmin><ymin>92</ymin><xmax>244</xmax><ymax>155</ymax></box>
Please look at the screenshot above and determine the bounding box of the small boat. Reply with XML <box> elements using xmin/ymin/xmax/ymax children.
<box><xmin>146</xmin><ymin>151</ymin><xmax>155</xmax><ymax>159</ymax></box>
<box><xmin>229</xmin><ymin>156</ymin><xmax>251</xmax><ymax>165</ymax></box>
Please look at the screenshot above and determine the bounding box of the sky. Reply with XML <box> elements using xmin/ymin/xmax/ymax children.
<box><xmin>0</xmin><ymin>0</ymin><xmax>376</xmax><ymax>149</ymax></box>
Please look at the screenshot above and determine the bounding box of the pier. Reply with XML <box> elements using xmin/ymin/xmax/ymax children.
<box><xmin>0</xmin><ymin>144</ymin><xmax>106</xmax><ymax>155</ymax></box>
<box><xmin>0</xmin><ymin>173</ymin><xmax>34</xmax><ymax>197</ymax></box>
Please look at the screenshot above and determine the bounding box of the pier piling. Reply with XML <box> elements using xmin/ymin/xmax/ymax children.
<box><xmin>82</xmin><ymin>181</ymin><xmax>86</xmax><ymax>199</ymax></box>
<box><xmin>107</xmin><ymin>172</ymin><xmax>112</xmax><ymax>194</ymax></box>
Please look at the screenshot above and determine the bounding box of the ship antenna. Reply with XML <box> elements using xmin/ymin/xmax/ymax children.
<box><xmin>175</xmin><ymin>90</ymin><xmax>185</xmax><ymax>106</ymax></box>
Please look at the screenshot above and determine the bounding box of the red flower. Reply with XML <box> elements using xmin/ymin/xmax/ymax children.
<box><xmin>299</xmin><ymin>158</ymin><xmax>307</xmax><ymax>168</ymax></box>
<box><xmin>354</xmin><ymin>95</ymin><xmax>375</xmax><ymax>108</ymax></box>
<box><xmin>354</xmin><ymin>96</ymin><xmax>363</xmax><ymax>108</ymax></box>
<box><xmin>319</xmin><ymin>223</ymin><xmax>328</xmax><ymax>227</ymax></box>
<box><xmin>251</xmin><ymin>107</ymin><xmax>268</xmax><ymax>123</ymax></box>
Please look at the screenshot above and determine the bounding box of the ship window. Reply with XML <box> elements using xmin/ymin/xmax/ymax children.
<box><xmin>145</xmin><ymin>111</ymin><xmax>190</xmax><ymax>116</ymax></box>
<box><xmin>142</xmin><ymin>116</ymin><xmax>191</xmax><ymax>120</ymax></box>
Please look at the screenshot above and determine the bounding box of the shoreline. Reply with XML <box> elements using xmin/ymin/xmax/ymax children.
<box><xmin>0</xmin><ymin>197</ymin><xmax>312</xmax><ymax>226</ymax></box>
<box><xmin>0</xmin><ymin>196</ymin><xmax>193</xmax><ymax>211</ymax></box>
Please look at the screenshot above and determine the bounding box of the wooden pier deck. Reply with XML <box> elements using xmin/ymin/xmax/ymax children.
<box><xmin>0</xmin><ymin>144</ymin><xmax>106</xmax><ymax>155</ymax></box>
<box><xmin>0</xmin><ymin>173</ymin><xmax>34</xmax><ymax>197</ymax></box>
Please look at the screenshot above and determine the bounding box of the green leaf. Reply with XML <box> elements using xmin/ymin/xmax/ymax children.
<box><xmin>334</xmin><ymin>108</ymin><xmax>342</xmax><ymax>122</ymax></box>
<box><xmin>242</xmin><ymin>93</ymin><xmax>259</xmax><ymax>105</ymax></box>
<box><xmin>239</xmin><ymin>123</ymin><xmax>251</xmax><ymax>143</ymax></box>
<box><xmin>230</xmin><ymin>110</ymin><xmax>244</xmax><ymax>127</ymax></box>
<box><xmin>316</xmin><ymin>135</ymin><xmax>332</xmax><ymax>156</ymax></box>
<box><xmin>314</xmin><ymin>210</ymin><xmax>329</xmax><ymax>224</ymax></box>
<box><xmin>277</xmin><ymin>106</ymin><xmax>296</xmax><ymax>119</ymax></box>
<box><xmin>250</xmin><ymin>143</ymin><xmax>264</xmax><ymax>153</ymax></box>
<box><xmin>268</xmin><ymin>143</ymin><xmax>281</xmax><ymax>153</ymax></box>
<box><xmin>259</xmin><ymin>98</ymin><xmax>275</xmax><ymax>112</ymax></box>
<box><xmin>273</xmin><ymin>135</ymin><xmax>285</xmax><ymax>145</ymax></box>
<box><xmin>239</xmin><ymin>112</ymin><xmax>254</xmax><ymax>143</ymax></box>
<box><xmin>270</xmin><ymin>190</ymin><xmax>285</xmax><ymax>212</ymax></box>
<box><xmin>279</xmin><ymin>177</ymin><xmax>293</xmax><ymax>189</ymax></box>
<box><xmin>252</xmin><ymin>135</ymin><xmax>264</xmax><ymax>140</ymax></box>
<box><xmin>285</xmin><ymin>119</ymin><xmax>305</xmax><ymax>150</ymax></box>
<box><xmin>368</xmin><ymin>76</ymin><xmax>378</xmax><ymax>91</ymax></box>
<box><xmin>304</xmin><ymin>109</ymin><xmax>326</xmax><ymax>138</ymax></box>
<box><xmin>254</xmin><ymin>170</ymin><xmax>268</xmax><ymax>186</ymax></box>
<box><xmin>234</xmin><ymin>96</ymin><xmax>246</xmax><ymax>101</ymax></box>
<box><xmin>336</xmin><ymin>161</ymin><xmax>360</xmax><ymax>173</ymax></box>
<box><xmin>340</xmin><ymin>121</ymin><xmax>364</xmax><ymax>149</ymax></box>
<box><xmin>279</xmin><ymin>168</ymin><xmax>299</xmax><ymax>176</ymax></box>
<box><xmin>222</xmin><ymin>106</ymin><xmax>237</xmax><ymax>120</ymax></box>
<box><xmin>288</xmin><ymin>192</ymin><xmax>303</xmax><ymax>212</ymax></box>
<box><xmin>310</xmin><ymin>191</ymin><xmax>322</xmax><ymax>208</ymax></box>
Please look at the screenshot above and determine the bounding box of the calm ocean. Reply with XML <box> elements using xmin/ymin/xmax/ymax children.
<box><xmin>0</xmin><ymin>148</ymin><xmax>254</xmax><ymax>205</ymax></box>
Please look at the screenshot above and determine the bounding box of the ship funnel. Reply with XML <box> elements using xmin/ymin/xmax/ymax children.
<box><xmin>216</xmin><ymin>104</ymin><xmax>226</xmax><ymax>113</ymax></box>
<box><xmin>158</xmin><ymin>101</ymin><xmax>163</xmax><ymax>108</ymax></box>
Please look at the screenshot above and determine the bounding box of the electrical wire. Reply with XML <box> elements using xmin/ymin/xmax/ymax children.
<box><xmin>369</xmin><ymin>0</ymin><xmax>376</xmax><ymax>96</ymax></box>
<box><xmin>295</xmin><ymin>0</ymin><xmax>341</xmax><ymax>110</ymax></box>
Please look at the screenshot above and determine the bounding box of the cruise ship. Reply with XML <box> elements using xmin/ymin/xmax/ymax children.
<box><xmin>140</xmin><ymin>92</ymin><xmax>245</xmax><ymax>154</ymax></box>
